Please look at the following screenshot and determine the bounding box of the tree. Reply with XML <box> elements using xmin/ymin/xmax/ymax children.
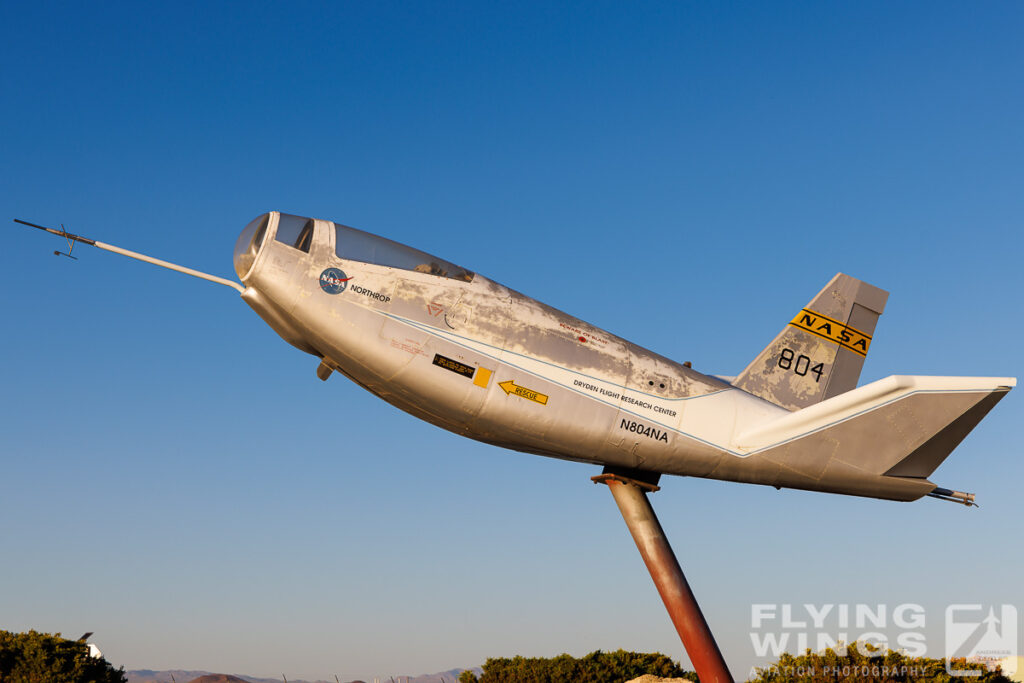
<box><xmin>0</xmin><ymin>630</ymin><xmax>127</xmax><ymax>683</ymax></box>
<box><xmin>749</xmin><ymin>641</ymin><xmax>1013</xmax><ymax>682</ymax></box>
<box><xmin>458</xmin><ymin>671</ymin><xmax>479</xmax><ymax>683</ymax></box>
<box><xmin>477</xmin><ymin>649</ymin><xmax>695</xmax><ymax>682</ymax></box>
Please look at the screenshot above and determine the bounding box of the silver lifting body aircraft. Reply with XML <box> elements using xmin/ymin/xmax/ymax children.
<box><xmin>14</xmin><ymin>212</ymin><xmax>1015</xmax><ymax>683</ymax></box>
<box><xmin>237</xmin><ymin>212</ymin><xmax>1016</xmax><ymax>505</ymax></box>
<box><xmin>17</xmin><ymin>212</ymin><xmax>1014</xmax><ymax>504</ymax></box>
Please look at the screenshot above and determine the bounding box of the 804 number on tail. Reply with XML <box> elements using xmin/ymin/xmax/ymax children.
<box><xmin>778</xmin><ymin>348</ymin><xmax>824</xmax><ymax>382</ymax></box>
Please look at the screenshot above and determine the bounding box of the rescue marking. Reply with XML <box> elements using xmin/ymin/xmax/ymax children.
<box><xmin>619</xmin><ymin>418</ymin><xmax>670</xmax><ymax>443</ymax></box>
<box><xmin>473</xmin><ymin>367</ymin><xmax>493</xmax><ymax>388</ymax></box>
<box><xmin>788</xmin><ymin>308</ymin><xmax>871</xmax><ymax>356</ymax></box>
<box><xmin>391</xmin><ymin>337</ymin><xmax>427</xmax><ymax>357</ymax></box>
<box><xmin>499</xmin><ymin>380</ymin><xmax>549</xmax><ymax>405</ymax></box>
<box><xmin>432</xmin><ymin>353</ymin><xmax>475</xmax><ymax>378</ymax></box>
<box><xmin>319</xmin><ymin>268</ymin><xmax>352</xmax><ymax>294</ymax></box>
<box><xmin>427</xmin><ymin>302</ymin><xmax>444</xmax><ymax>317</ymax></box>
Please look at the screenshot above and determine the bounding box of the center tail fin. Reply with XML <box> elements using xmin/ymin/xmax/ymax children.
<box><xmin>733</xmin><ymin>273</ymin><xmax>888</xmax><ymax>411</ymax></box>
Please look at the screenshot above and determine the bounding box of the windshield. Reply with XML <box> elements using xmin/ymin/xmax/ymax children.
<box><xmin>334</xmin><ymin>222</ymin><xmax>473</xmax><ymax>281</ymax></box>
<box><xmin>233</xmin><ymin>213</ymin><xmax>269</xmax><ymax>279</ymax></box>
<box><xmin>276</xmin><ymin>213</ymin><xmax>315</xmax><ymax>253</ymax></box>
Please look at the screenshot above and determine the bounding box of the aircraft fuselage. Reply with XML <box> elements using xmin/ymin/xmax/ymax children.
<box><xmin>236</xmin><ymin>212</ymin><xmax>1005</xmax><ymax>503</ymax></box>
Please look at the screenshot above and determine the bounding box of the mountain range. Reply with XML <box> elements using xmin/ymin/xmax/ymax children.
<box><xmin>126</xmin><ymin>667</ymin><xmax>481</xmax><ymax>683</ymax></box>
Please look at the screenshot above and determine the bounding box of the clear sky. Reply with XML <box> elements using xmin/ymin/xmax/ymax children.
<box><xmin>1</xmin><ymin>2</ymin><xmax>1021</xmax><ymax>681</ymax></box>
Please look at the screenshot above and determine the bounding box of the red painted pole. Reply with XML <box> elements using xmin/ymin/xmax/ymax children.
<box><xmin>594</xmin><ymin>473</ymin><xmax>734</xmax><ymax>683</ymax></box>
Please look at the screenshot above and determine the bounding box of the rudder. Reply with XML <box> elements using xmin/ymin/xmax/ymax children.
<box><xmin>734</xmin><ymin>273</ymin><xmax>888</xmax><ymax>411</ymax></box>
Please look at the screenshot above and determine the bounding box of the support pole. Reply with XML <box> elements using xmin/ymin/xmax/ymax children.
<box><xmin>594</xmin><ymin>469</ymin><xmax>733</xmax><ymax>683</ymax></box>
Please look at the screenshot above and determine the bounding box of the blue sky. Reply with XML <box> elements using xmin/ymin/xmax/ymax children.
<box><xmin>1</xmin><ymin>2</ymin><xmax>1021</xmax><ymax>681</ymax></box>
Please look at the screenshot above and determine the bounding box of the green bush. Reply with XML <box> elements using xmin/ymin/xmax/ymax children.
<box><xmin>0</xmin><ymin>630</ymin><xmax>126</xmax><ymax>683</ymax></box>
<box><xmin>750</xmin><ymin>641</ymin><xmax>1013</xmax><ymax>682</ymax></box>
<box><xmin>477</xmin><ymin>649</ymin><xmax>695</xmax><ymax>683</ymax></box>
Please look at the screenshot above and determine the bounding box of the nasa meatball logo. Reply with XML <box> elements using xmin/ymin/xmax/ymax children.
<box><xmin>319</xmin><ymin>268</ymin><xmax>351</xmax><ymax>294</ymax></box>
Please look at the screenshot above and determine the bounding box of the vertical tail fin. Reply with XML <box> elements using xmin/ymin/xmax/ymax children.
<box><xmin>733</xmin><ymin>273</ymin><xmax>888</xmax><ymax>411</ymax></box>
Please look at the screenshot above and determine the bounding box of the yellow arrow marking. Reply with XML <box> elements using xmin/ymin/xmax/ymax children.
<box><xmin>498</xmin><ymin>380</ymin><xmax>549</xmax><ymax>405</ymax></box>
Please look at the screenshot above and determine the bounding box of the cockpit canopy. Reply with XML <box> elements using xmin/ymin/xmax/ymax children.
<box><xmin>233</xmin><ymin>213</ymin><xmax>269</xmax><ymax>279</ymax></box>
<box><xmin>234</xmin><ymin>212</ymin><xmax>474</xmax><ymax>282</ymax></box>
<box><xmin>333</xmin><ymin>222</ymin><xmax>473</xmax><ymax>281</ymax></box>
